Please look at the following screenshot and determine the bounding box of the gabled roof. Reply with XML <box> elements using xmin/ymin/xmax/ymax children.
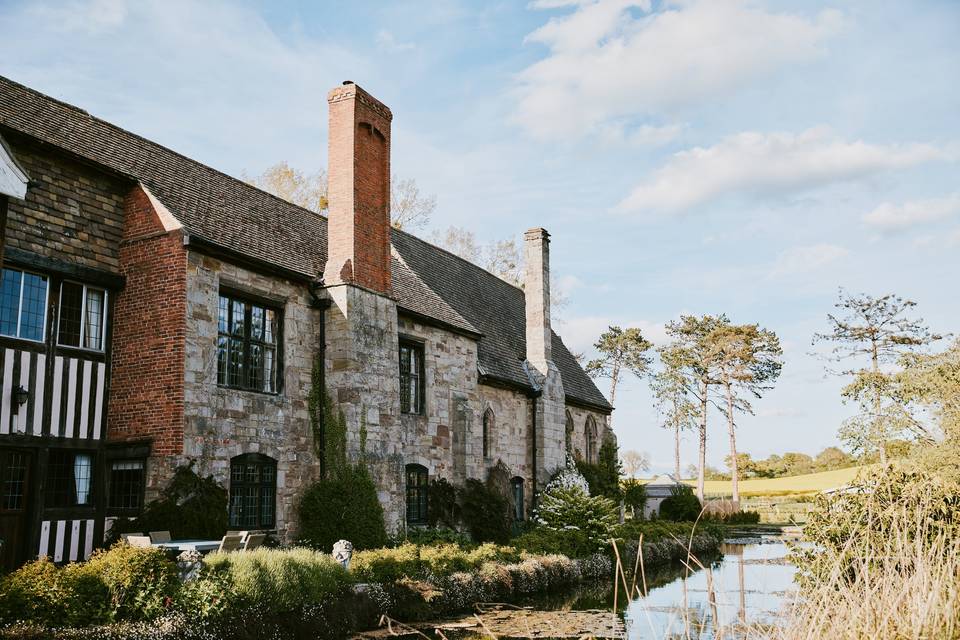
<box><xmin>0</xmin><ymin>74</ymin><xmax>612</xmax><ymax>412</ymax></box>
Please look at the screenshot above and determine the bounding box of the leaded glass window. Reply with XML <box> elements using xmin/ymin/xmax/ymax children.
<box><xmin>229</xmin><ymin>454</ymin><xmax>276</xmax><ymax>529</ymax></box>
<box><xmin>405</xmin><ymin>464</ymin><xmax>428</xmax><ymax>526</ymax></box>
<box><xmin>217</xmin><ymin>293</ymin><xmax>280</xmax><ymax>393</ymax></box>
<box><xmin>58</xmin><ymin>282</ymin><xmax>107</xmax><ymax>350</ymax></box>
<box><xmin>399</xmin><ymin>341</ymin><xmax>424</xmax><ymax>414</ymax></box>
<box><xmin>0</xmin><ymin>268</ymin><xmax>48</xmax><ymax>342</ymax></box>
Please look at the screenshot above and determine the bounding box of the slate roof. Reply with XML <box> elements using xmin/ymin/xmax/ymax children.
<box><xmin>0</xmin><ymin>75</ymin><xmax>612</xmax><ymax>412</ymax></box>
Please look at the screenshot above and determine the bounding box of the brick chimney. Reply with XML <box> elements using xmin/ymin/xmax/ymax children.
<box><xmin>324</xmin><ymin>81</ymin><xmax>393</xmax><ymax>295</ymax></box>
<box><xmin>524</xmin><ymin>228</ymin><xmax>552</xmax><ymax>369</ymax></box>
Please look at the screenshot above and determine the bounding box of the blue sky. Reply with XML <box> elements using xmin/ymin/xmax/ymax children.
<box><xmin>2</xmin><ymin>0</ymin><xmax>957</xmax><ymax>472</ymax></box>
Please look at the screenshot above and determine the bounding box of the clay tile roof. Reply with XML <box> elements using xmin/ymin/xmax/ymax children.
<box><xmin>0</xmin><ymin>74</ymin><xmax>612</xmax><ymax>413</ymax></box>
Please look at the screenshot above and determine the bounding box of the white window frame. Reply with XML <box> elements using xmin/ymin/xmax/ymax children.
<box><xmin>57</xmin><ymin>281</ymin><xmax>108</xmax><ymax>352</ymax></box>
<box><xmin>0</xmin><ymin>267</ymin><xmax>50</xmax><ymax>343</ymax></box>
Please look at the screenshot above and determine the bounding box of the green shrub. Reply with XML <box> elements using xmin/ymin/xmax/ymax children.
<box><xmin>512</xmin><ymin>527</ymin><xmax>596</xmax><ymax>559</ymax></box>
<box><xmin>203</xmin><ymin>547</ymin><xmax>350</xmax><ymax>615</ymax></box>
<box><xmin>298</xmin><ymin>465</ymin><xmax>388</xmax><ymax>552</ymax></box>
<box><xmin>0</xmin><ymin>557</ymin><xmax>76</xmax><ymax>627</ymax></box>
<box><xmin>705</xmin><ymin>510</ymin><xmax>760</xmax><ymax>525</ymax></box>
<box><xmin>85</xmin><ymin>543</ymin><xmax>179</xmax><ymax>622</ymax></box>
<box><xmin>459</xmin><ymin>478</ymin><xmax>511</xmax><ymax>544</ymax></box>
<box><xmin>575</xmin><ymin>437</ymin><xmax>623</xmax><ymax>500</ymax></box>
<box><xmin>534</xmin><ymin>485</ymin><xmax>618</xmax><ymax>551</ymax></box>
<box><xmin>351</xmin><ymin>543</ymin><xmax>422</xmax><ymax>583</ymax></box>
<box><xmin>427</xmin><ymin>478</ymin><xmax>459</xmax><ymax>529</ymax></box>
<box><xmin>398</xmin><ymin>527</ymin><xmax>470</xmax><ymax>547</ymax></box>
<box><xmin>658</xmin><ymin>485</ymin><xmax>703</xmax><ymax>521</ymax></box>
<box><xmin>110</xmin><ymin>464</ymin><xmax>228</xmax><ymax>542</ymax></box>
<box><xmin>622</xmin><ymin>478</ymin><xmax>647</xmax><ymax>515</ymax></box>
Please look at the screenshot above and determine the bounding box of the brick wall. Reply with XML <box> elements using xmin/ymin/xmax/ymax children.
<box><xmin>3</xmin><ymin>133</ymin><xmax>126</xmax><ymax>272</ymax></box>
<box><xmin>325</xmin><ymin>83</ymin><xmax>392</xmax><ymax>295</ymax></box>
<box><xmin>107</xmin><ymin>184</ymin><xmax>186</xmax><ymax>459</ymax></box>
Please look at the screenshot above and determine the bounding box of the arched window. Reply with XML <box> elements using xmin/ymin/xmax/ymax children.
<box><xmin>482</xmin><ymin>408</ymin><xmax>494</xmax><ymax>459</ymax></box>
<box><xmin>405</xmin><ymin>464</ymin><xmax>429</xmax><ymax>526</ymax></box>
<box><xmin>511</xmin><ymin>477</ymin><xmax>525</xmax><ymax>521</ymax></box>
<box><xmin>229</xmin><ymin>453</ymin><xmax>276</xmax><ymax>529</ymax></box>
<box><xmin>565</xmin><ymin>410</ymin><xmax>574</xmax><ymax>453</ymax></box>
<box><xmin>585</xmin><ymin>416</ymin><xmax>598</xmax><ymax>463</ymax></box>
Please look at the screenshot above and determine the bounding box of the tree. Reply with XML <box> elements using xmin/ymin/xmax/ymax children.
<box><xmin>430</xmin><ymin>225</ymin><xmax>482</xmax><ymax>263</ymax></box>
<box><xmin>244</xmin><ymin>162</ymin><xmax>435</xmax><ymax>230</ymax></box>
<box><xmin>813</xmin><ymin>291</ymin><xmax>943</xmax><ymax>463</ymax></box>
<box><xmin>243</xmin><ymin>162</ymin><xmax>328</xmax><ymax>213</ymax></box>
<box><xmin>664</xmin><ymin>314</ymin><xmax>730</xmax><ymax>501</ymax></box>
<box><xmin>651</xmin><ymin>344</ymin><xmax>700</xmax><ymax>480</ymax></box>
<box><xmin>814</xmin><ymin>446</ymin><xmax>852</xmax><ymax>471</ymax></box>
<box><xmin>620</xmin><ymin>450</ymin><xmax>650</xmax><ymax>478</ymax></box>
<box><xmin>586</xmin><ymin>326</ymin><xmax>654</xmax><ymax>423</ymax></box>
<box><xmin>485</xmin><ymin>237</ymin><xmax>524</xmax><ymax>286</ymax></box>
<box><xmin>704</xmin><ymin>323</ymin><xmax>783</xmax><ymax>503</ymax></box>
<box><xmin>725</xmin><ymin>452</ymin><xmax>755</xmax><ymax>478</ymax></box>
<box><xmin>390</xmin><ymin>176</ymin><xmax>435</xmax><ymax>230</ymax></box>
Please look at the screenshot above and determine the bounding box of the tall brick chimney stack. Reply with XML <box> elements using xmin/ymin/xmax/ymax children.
<box><xmin>524</xmin><ymin>227</ymin><xmax>552</xmax><ymax>369</ymax></box>
<box><xmin>324</xmin><ymin>81</ymin><xmax>393</xmax><ymax>295</ymax></box>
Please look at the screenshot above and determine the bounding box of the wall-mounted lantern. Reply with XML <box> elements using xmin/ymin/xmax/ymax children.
<box><xmin>12</xmin><ymin>385</ymin><xmax>29</xmax><ymax>406</ymax></box>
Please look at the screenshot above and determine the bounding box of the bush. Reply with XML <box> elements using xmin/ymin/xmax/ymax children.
<box><xmin>658</xmin><ymin>485</ymin><xmax>703</xmax><ymax>521</ymax></box>
<box><xmin>398</xmin><ymin>527</ymin><xmax>470</xmax><ymax>547</ymax></box>
<box><xmin>512</xmin><ymin>527</ymin><xmax>596</xmax><ymax>559</ymax></box>
<box><xmin>85</xmin><ymin>543</ymin><xmax>179</xmax><ymax>622</ymax></box>
<box><xmin>350</xmin><ymin>542</ymin><xmax>519</xmax><ymax>583</ymax></box>
<box><xmin>622</xmin><ymin>478</ymin><xmax>647</xmax><ymax>515</ymax></box>
<box><xmin>110</xmin><ymin>464</ymin><xmax>227</xmax><ymax>542</ymax></box>
<box><xmin>575</xmin><ymin>437</ymin><xmax>623</xmax><ymax>500</ymax></box>
<box><xmin>427</xmin><ymin>478</ymin><xmax>459</xmax><ymax>529</ymax></box>
<box><xmin>534</xmin><ymin>485</ymin><xmax>618</xmax><ymax>552</ymax></box>
<box><xmin>298</xmin><ymin>465</ymin><xmax>388</xmax><ymax>552</ymax></box>
<box><xmin>0</xmin><ymin>543</ymin><xmax>178</xmax><ymax>628</ymax></box>
<box><xmin>459</xmin><ymin>478</ymin><xmax>511</xmax><ymax>544</ymax></box>
<box><xmin>705</xmin><ymin>510</ymin><xmax>761</xmax><ymax>525</ymax></box>
<box><xmin>203</xmin><ymin>547</ymin><xmax>351</xmax><ymax>615</ymax></box>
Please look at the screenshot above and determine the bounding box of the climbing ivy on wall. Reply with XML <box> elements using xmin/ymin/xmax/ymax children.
<box><xmin>300</xmin><ymin>352</ymin><xmax>387</xmax><ymax>550</ymax></box>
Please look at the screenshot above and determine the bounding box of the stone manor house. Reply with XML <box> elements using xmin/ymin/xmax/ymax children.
<box><xmin>0</xmin><ymin>76</ymin><xmax>613</xmax><ymax>569</ymax></box>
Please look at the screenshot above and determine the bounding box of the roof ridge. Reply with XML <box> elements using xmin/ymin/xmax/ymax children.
<box><xmin>391</xmin><ymin>225</ymin><xmax>526</xmax><ymax>295</ymax></box>
<box><xmin>0</xmin><ymin>74</ymin><xmax>327</xmax><ymax>225</ymax></box>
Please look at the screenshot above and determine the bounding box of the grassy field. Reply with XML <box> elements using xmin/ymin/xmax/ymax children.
<box><xmin>677</xmin><ymin>465</ymin><xmax>874</xmax><ymax>497</ymax></box>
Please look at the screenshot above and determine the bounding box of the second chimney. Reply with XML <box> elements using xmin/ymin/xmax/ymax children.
<box><xmin>324</xmin><ymin>81</ymin><xmax>393</xmax><ymax>295</ymax></box>
<box><xmin>524</xmin><ymin>227</ymin><xmax>552</xmax><ymax>369</ymax></box>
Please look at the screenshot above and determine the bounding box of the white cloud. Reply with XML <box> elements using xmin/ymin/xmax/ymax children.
<box><xmin>768</xmin><ymin>243</ymin><xmax>849</xmax><ymax>279</ymax></box>
<box><xmin>376</xmin><ymin>29</ymin><xmax>416</xmax><ymax>53</ymax></box>
<box><xmin>560</xmin><ymin>316</ymin><xmax>668</xmax><ymax>355</ymax></box>
<box><xmin>515</xmin><ymin>0</ymin><xmax>842</xmax><ymax>140</ymax></box>
<box><xmin>862</xmin><ymin>193</ymin><xmax>960</xmax><ymax>230</ymax></box>
<box><xmin>617</xmin><ymin>127</ymin><xmax>944</xmax><ymax>214</ymax></box>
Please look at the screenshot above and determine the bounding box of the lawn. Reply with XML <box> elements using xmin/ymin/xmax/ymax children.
<box><xmin>677</xmin><ymin>465</ymin><xmax>875</xmax><ymax>497</ymax></box>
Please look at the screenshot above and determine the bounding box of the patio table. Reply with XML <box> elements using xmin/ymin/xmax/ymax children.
<box><xmin>151</xmin><ymin>539</ymin><xmax>222</xmax><ymax>553</ymax></box>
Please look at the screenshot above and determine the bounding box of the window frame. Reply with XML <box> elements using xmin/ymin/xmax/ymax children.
<box><xmin>108</xmin><ymin>459</ymin><xmax>146</xmax><ymax>515</ymax></box>
<box><xmin>0</xmin><ymin>267</ymin><xmax>50</xmax><ymax>343</ymax></box>
<box><xmin>45</xmin><ymin>449</ymin><xmax>96</xmax><ymax>510</ymax></box>
<box><xmin>405</xmin><ymin>463</ymin><xmax>429</xmax><ymax>527</ymax></box>
<box><xmin>398</xmin><ymin>339</ymin><xmax>425</xmax><ymax>415</ymax></box>
<box><xmin>585</xmin><ymin>416</ymin><xmax>598</xmax><ymax>463</ymax></box>
<box><xmin>511</xmin><ymin>477</ymin><xmax>525</xmax><ymax>521</ymax></box>
<box><xmin>565</xmin><ymin>410</ymin><xmax>574</xmax><ymax>454</ymax></box>
<box><xmin>216</xmin><ymin>290</ymin><xmax>283</xmax><ymax>395</ymax></box>
<box><xmin>228</xmin><ymin>453</ymin><xmax>277</xmax><ymax>530</ymax></box>
<box><xmin>56</xmin><ymin>280</ymin><xmax>108</xmax><ymax>352</ymax></box>
<box><xmin>482</xmin><ymin>408</ymin><xmax>494</xmax><ymax>459</ymax></box>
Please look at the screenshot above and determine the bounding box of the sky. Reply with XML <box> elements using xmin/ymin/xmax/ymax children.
<box><xmin>1</xmin><ymin>0</ymin><xmax>957</xmax><ymax>473</ymax></box>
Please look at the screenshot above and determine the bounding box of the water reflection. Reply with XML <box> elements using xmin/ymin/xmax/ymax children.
<box><xmin>624</xmin><ymin>534</ymin><xmax>795</xmax><ymax>639</ymax></box>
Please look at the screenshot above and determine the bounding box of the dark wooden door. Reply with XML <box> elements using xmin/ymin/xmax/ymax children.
<box><xmin>0</xmin><ymin>449</ymin><xmax>32</xmax><ymax>571</ymax></box>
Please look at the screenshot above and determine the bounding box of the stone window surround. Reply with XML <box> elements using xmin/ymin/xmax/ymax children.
<box><xmin>398</xmin><ymin>334</ymin><xmax>426</xmax><ymax>415</ymax></box>
<box><xmin>215</xmin><ymin>281</ymin><xmax>287</xmax><ymax>396</ymax></box>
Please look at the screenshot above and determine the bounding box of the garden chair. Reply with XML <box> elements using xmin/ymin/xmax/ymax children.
<box><xmin>227</xmin><ymin>530</ymin><xmax>249</xmax><ymax>543</ymax></box>
<box><xmin>126</xmin><ymin>536</ymin><xmax>152</xmax><ymax>548</ymax></box>
<box><xmin>242</xmin><ymin>533</ymin><xmax>267</xmax><ymax>551</ymax></box>
<box><xmin>149</xmin><ymin>530</ymin><xmax>172</xmax><ymax>543</ymax></box>
<box><xmin>217</xmin><ymin>533</ymin><xmax>245</xmax><ymax>553</ymax></box>
<box><xmin>119</xmin><ymin>532</ymin><xmax>144</xmax><ymax>541</ymax></box>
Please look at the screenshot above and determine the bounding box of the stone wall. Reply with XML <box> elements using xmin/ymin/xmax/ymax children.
<box><xmin>178</xmin><ymin>251</ymin><xmax>322</xmax><ymax>541</ymax></box>
<box><xmin>565</xmin><ymin>404</ymin><xmax>614</xmax><ymax>462</ymax></box>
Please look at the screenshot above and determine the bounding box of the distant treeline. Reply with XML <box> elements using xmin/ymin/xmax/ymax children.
<box><xmin>686</xmin><ymin>445</ymin><xmax>881</xmax><ymax>481</ymax></box>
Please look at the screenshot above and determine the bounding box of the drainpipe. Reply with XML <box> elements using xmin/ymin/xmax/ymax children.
<box><xmin>528</xmin><ymin>387</ymin><xmax>542</xmax><ymax>507</ymax></box>
<box><xmin>308</xmin><ymin>279</ymin><xmax>330</xmax><ymax>477</ymax></box>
